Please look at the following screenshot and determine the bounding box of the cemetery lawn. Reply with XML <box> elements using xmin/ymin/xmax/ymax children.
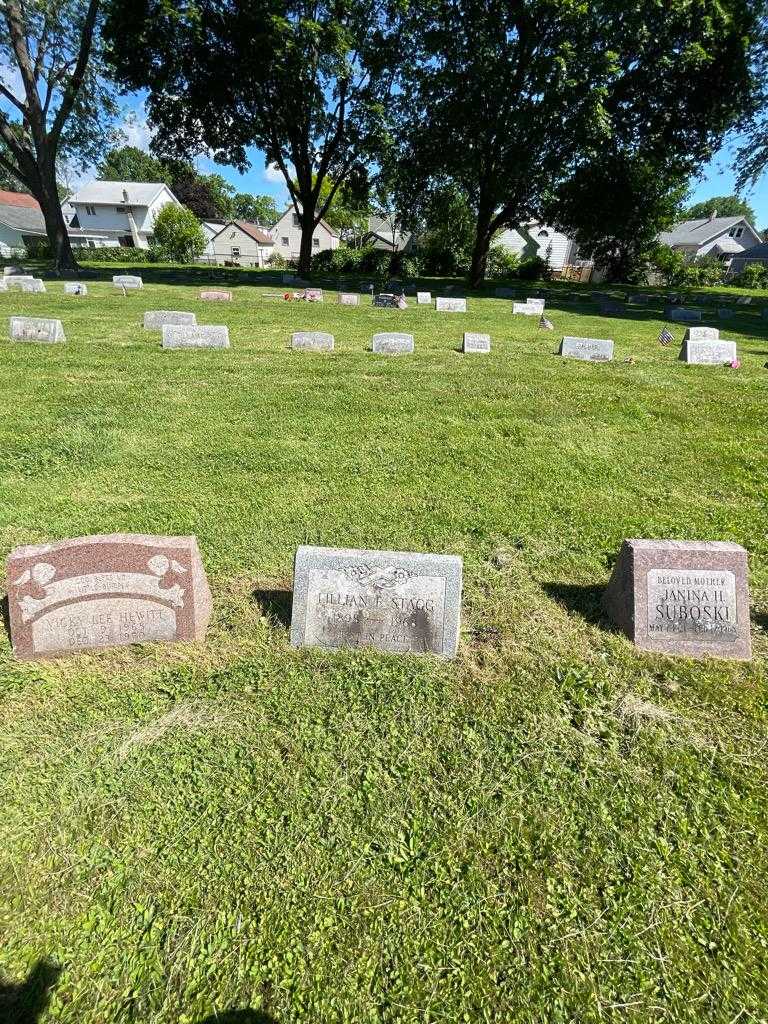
<box><xmin>1</xmin><ymin>266</ymin><xmax>767</xmax><ymax>1024</ymax></box>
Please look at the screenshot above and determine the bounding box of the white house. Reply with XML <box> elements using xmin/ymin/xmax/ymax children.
<box><xmin>208</xmin><ymin>220</ymin><xmax>274</xmax><ymax>267</ymax></box>
<box><xmin>68</xmin><ymin>180</ymin><xmax>183</xmax><ymax>249</ymax></box>
<box><xmin>658</xmin><ymin>215</ymin><xmax>762</xmax><ymax>263</ymax></box>
<box><xmin>0</xmin><ymin>190</ymin><xmax>46</xmax><ymax>255</ymax></box>
<box><xmin>495</xmin><ymin>221</ymin><xmax>577</xmax><ymax>273</ymax></box>
<box><xmin>270</xmin><ymin>205</ymin><xmax>339</xmax><ymax>260</ymax></box>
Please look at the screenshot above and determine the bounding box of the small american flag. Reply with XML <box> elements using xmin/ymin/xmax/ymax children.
<box><xmin>539</xmin><ymin>315</ymin><xmax>554</xmax><ymax>330</ymax></box>
<box><xmin>658</xmin><ymin>326</ymin><xmax>674</xmax><ymax>346</ymax></box>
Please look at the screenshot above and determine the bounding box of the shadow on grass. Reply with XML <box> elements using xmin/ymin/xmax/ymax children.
<box><xmin>542</xmin><ymin>582</ymin><xmax>616</xmax><ymax>631</ymax></box>
<box><xmin>0</xmin><ymin>958</ymin><xmax>61</xmax><ymax>1024</ymax></box>
<box><xmin>753</xmin><ymin>611</ymin><xmax>768</xmax><ymax>634</ymax></box>
<box><xmin>0</xmin><ymin>596</ymin><xmax>10</xmax><ymax>643</ymax></box>
<box><xmin>252</xmin><ymin>587</ymin><xmax>293</xmax><ymax>628</ymax></box>
<box><xmin>196</xmin><ymin>1011</ymin><xmax>277</xmax><ymax>1024</ymax></box>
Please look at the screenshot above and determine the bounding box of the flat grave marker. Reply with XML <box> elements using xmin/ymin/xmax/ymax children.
<box><xmin>666</xmin><ymin>307</ymin><xmax>702</xmax><ymax>323</ymax></box>
<box><xmin>161</xmin><ymin>325</ymin><xmax>230</xmax><ymax>349</ymax></box>
<box><xmin>679</xmin><ymin>338</ymin><xmax>737</xmax><ymax>365</ymax></box>
<box><xmin>199</xmin><ymin>290</ymin><xmax>232</xmax><ymax>301</ymax></box>
<box><xmin>144</xmin><ymin>310</ymin><xmax>197</xmax><ymax>329</ymax></box>
<box><xmin>558</xmin><ymin>335</ymin><xmax>613</xmax><ymax>362</ymax></box>
<box><xmin>463</xmin><ymin>332</ymin><xmax>491</xmax><ymax>353</ymax></box>
<box><xmin>436</xmin><ymin>297</ymin><xmax>467</xmax><ymax>312</ymax></box>
<box><xmin>290</xmin><ymin>545</ymin><xmax>463</xmax><ymax>658</ymax></box>
<box><xmin>6</xmin><ymin>533</ymin><xmax>212</xmax><ymax>660</ymax></box>
<box><xmin>113</xmin><ymin>275</ymin><xmax>143</xmax><ymax>290</ymax></box>
<box><xmin>291</xmin><ymin>331</ymin><xmax>334</xmax><ymax>352</ymax></box>
<box><xmin>372</xmin><ymin>332</ymin><xmax>414</xmax><ymax>355</ymax></box>
<box><xmin>304</xmin><ymin>288</ymin><xmax>323</xmax><ymax>302</ymax></box>
<box><xmin>63</xmin><ymin>282</ymin><xmax>87</xmax><ymax>296</ymax></box>
<box><xmin>603</xmin><ymin>538</ymin><xmax>751</xmax><ymax>661</ymax></box>
<box><xmin>338</xmin><ymin>292</ymin><xmax>359</xmax><ymax>306</ymax></box>
<box><xmin>9</xmin><ymin>316</ymin><xmax>65</xmax><ymax>343</ymax></box>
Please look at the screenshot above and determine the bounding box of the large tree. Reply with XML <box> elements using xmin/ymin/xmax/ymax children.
<box><xmin>98</xmin><ymin>144</ymin><xmax>170</xmax><ymax>184</ymax></box>
<box><xmin>104</xmin><ymin>0</ymin><xmax>397</xmax><ymax>274</ymax></box>
<box><xmin>683</xmin><ymin>194</ymin><xmax>757</xmax><ymax>224</ymax></box>
<box><xmin>0</xmin><ymin>0</ymin><xmax>118</xmax><ymax>273</ymax></box>
<box><xmin>391</xmin><ymin>0</ymin><xmax>758</xmax><ymax>286</ymax></box>
<box><xmin>231</xmin><ymin>193</ymin><xmax>279</xmax><ymax>226</ymax></box>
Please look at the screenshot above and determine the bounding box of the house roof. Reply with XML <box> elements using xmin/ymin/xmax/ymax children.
<box><xmin>729</xmin><ymin>240</ymin><xmax>768</xmax><ymax>260</ymax></box>
<box><xmin>0</xmin><ymin>199</ymin><xmax>46</xmax><ymax>235</ymax></box>
<box><xmin>212</xmin><ymin>220</ymin><xmax>274</xmax><ymax>245</ymax></box>
<box><xmin>0</xmin><ymin>189</ymin><xmax>40</xmax><ymax>209</ymax></box>
<box><xmin>659</xmin><ymin>216</ymin><xmax>748</xmax><ymax>248</ymax></box>
<box><xmin>69</xmin><ymin>180</ymin><xmax>172</xmax><ymax>206</ymax></box>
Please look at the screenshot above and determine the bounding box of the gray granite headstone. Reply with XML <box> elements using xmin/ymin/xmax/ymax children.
<box><xmin>736</xmin><ymin>295</ymin><xmax>752</xmax><ymax>305</ymax></box>
<box><xmin>558</xmin><ymin>336</ymin><xmax>613</xmax><ymax>361</ymax></box>
<box><xmin>372</xmin><ymin>332</ymin><xmax>414</xmax><ymax>355</ymax></box>
<box><xmin>524</xmin><ymin>298</ymin><xmax>545</xmax><ymax>313</ymax></box>
<box><xmin>113</xmin><ymin>275</ymin><xmax>143</xmax><ymax>289</ymax></box>
<box><xmin>603</xmin><ymin>539</ymin><xmax>751</xmax><ymax>660</ymax></box>
<box><xmin>3</xmin><ymin>265</ymin><xmax>29</xmax><ymax>277</ymax></box>
<box><xmin>417</xmin><ymin>291</ymin><xmax>432</xmax><ymax>305</ymax></box>
<box><xmin>9</xmin><ymin>316</ymin><xmax>65</xmax><ymax>343</ymax></box>
<box><xmin>666</xmin><ymin>307</ymin><xmax>701</xmax><ymax>322</ymax></box>
<box><xmin>627</xmin><ymin>294</ymin><xmax>651</xmax><ymax>305</ymax></box>
<box><xmin>436</xmin><ymin>297</ymin><xmax>467</xmax><ymax>312</ymax></box>
<box><xmin>144</xmin><ymin>310</ymin><xmax>197</xmax><ymax>329</ymax></box>
<box><xmin>463</xmin><ymin>332</ymin><xmax>490</xmax><ymax>353</ymax></box>
<box><xmin>718</xmin><ymin>308</ymin><xmax>734</xmax><ymax>320</ymax></box>
<box><xmin>7</xmin><ymin>277</ymin><xmax>45</xmax><ymax>292</ymax></box>
<box><xmin>600</xmin><ymin>300</ymin><xmax>625</xmax><ymax>315</ymax></box>
<box><xmin>512</xmin><ymin>301</ymin><xmax>540</xmax><ymax>315</ymax></box>
<box><xmin>161</xmin><ymin>325</ymin><xmax>230</xmax><ymax>349</ymax></box>
<box><xmin>683</xmin><ymin>326</ymin><xmax>719</xmax><ymax>341</ymax></box>
<box><xmin>338</xmin><ymin>292</ymin><xmax>359</xmax><ymax>305</ymax></box>
<box><xmin>374</xmin><ymin>293</ymin><xmax>403</xmax><ymax>308</ymax></box>
<box><xmin>64</xmin><ymin>282</ymin><xmax>88</xmax><ymax>296</ymax></box>
<box><xmin>290</xmin><ymin>545</ymin><xmax>463</xmax><ymax>658</ymax></box>
<box><xmin>679</xmin><ymin>339</ymin><xmax>737</xmax><ymax>365</ymax></box>
<box><xmin>291</xmin><ymin>331</ymin><xmax>334</xmax><ymax>351</ymax></box>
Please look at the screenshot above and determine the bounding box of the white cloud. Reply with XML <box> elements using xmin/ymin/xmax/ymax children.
<box><xmin>264</xmin><ymin>162</ymin><xmax>285</xmax><ymax>183</ymax></box>
<box><xmin>118</xmin><ymin>109</ymin><xmax>152</xmax><ymax>151</ymax></box>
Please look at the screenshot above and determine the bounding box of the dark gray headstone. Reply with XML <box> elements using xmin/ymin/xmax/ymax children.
<box><xmin>603</xmin><ymin>539</ymin><xmax>751</xmax><ymax>661</ymax></box>
<box><xmin>290</xmin><ymin>545</ymin><xmax>463</xmax><ymax>657</ymax></box>
<box><xmin>666</xmin><ymin>307</ymin><xmax>702</xmax><ymax>322</ymax></box>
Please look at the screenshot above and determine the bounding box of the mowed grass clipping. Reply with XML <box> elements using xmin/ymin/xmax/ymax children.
<box><xmin>0</xmin><ymin>266</ymin><xmax>766</xmax><ymax>1024</ymax></box>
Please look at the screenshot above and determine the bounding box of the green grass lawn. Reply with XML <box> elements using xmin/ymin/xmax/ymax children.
<box><xmin>0</xmin><ymin>265</ymin><xmax>766</xmax><ymax>1024</ymax></box>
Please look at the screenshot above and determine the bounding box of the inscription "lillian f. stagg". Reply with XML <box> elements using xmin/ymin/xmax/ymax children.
<box><xmin>290</xmin><ymin>546</ymin><xmax>462</xmax><ymax>657</ymax></box>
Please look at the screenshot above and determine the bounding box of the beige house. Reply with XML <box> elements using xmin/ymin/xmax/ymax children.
<box><xmin>209</xmin><ymin>221</ymin><xmax>274</xmax><ymax>267</ymax></box>
<box><xmin>270</xmin><ymin>206</ymin><xmax>339</xmax><ymax>260</ymax></box>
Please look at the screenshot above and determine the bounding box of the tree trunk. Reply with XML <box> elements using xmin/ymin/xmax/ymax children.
<box><xmin>297</xmin><ymin>205</ymin><xmax>315</xmax><ymax>275</ymax></box>
<box><xmin>34</xmin><ymin>154</ymin><xmax>78</xmax><ymax>276</ymax></box>
<box><xmin>469</xmin><ymin>205</ymin><xmax>494</xmax><ymax>288</ymax></box>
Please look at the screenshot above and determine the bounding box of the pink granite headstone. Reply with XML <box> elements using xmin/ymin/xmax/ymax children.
<box><xmin>199</xmin><ymin>290</ymin><xmax>232</xmax><ymax>301</ymax></box>
<box><xmin>6</xmin><ymin>533</ymin><xmax>212</xmax><ymax>660</ymax></box>
<box><xmin>603</xmin><ymin>539</ymin><xmax>751</xmax><ymax>661</ymax></box>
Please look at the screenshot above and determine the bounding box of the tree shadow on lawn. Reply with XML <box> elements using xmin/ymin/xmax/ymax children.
<box><xmin>0</xmin><ymin>958</ymin><xmax>61</xmax><ymax>1024</ymax></box>
<box><xmin>542</xmin><ymin>582</ymin><xmax>619</xmax><ymax>632</ymax></box>
<box><xmin>251</xmin><ymin>586</ymin><xmax>293</xmax><ymax>628</ymax></box>
<box><xmin>196</xmin><ymin>1011</ymin><xmax>277</xmax><ymax>1024</ymax></box>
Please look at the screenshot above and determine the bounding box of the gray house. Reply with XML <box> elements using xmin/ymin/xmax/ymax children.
<box><xmin>658</xmin><ymin>215</ymin><xmax>762</xmax><ymax>264</ymax></box>
<box><xmin>0</xmin><ymin>189</ymin><xmax>46</xmax><ymax>255</ymax></box>
<box><xmin>728</xmin><ymin>241</ymin><xmax>768</xmax><ymax>276</ymax></box>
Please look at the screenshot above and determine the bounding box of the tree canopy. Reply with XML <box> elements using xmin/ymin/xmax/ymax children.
<box><xmin>0</xmin><ymin>0</ymin><xmax>119</xmax><ymax>271</ymax></box>
<box><xmin>104</xmin><ymin>0</ymin><xmax>398</xmax><ymax>273</ymax></box>
<box><xmin>683</xmin><ymin>195</ymin><xmax>757</xmax><ymax>224</ymax></box>
<box><xmin>389</xmin><ymin>0</ymin><xmax>759</xmax><ymax>285</ymax></box>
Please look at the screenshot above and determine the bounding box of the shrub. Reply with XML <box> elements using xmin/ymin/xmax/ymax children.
<box><xmin>731</xmin><ymin>262</ymin><xmax>768</xmax><ymax>289</ymax></box>
<box><xmin>73</xmin><ymin>245</ymin><xmax>148</xmax><ymax>263</ymax></box>
<box><xmin>517</xmin><ymin>255</ymin><xmax>548</xmax><ymax>280</ymax></box>
<box><xmin>153</xmin><ymin>204</ymin><xmax>206</xmax><ymax>262</ymax></box>
<box><xmin>486</xmin><ymin>244</ymin><xmax>520</xmax><ymax>280</ymax></box>
<box><xmin>267</xmin><ymin>251</ymin><xmax>287</xmax><ymax>269</ymax></box>
<box><xmin>684</xmin><ymin>255</ymin><xmax>726</xmax><ymax>287</ymax></box>
<box><xmin>25</xmin><ymin>238</ymin><xmax>51</xmax><ymax>258</ymax></box>
<box><xmin>395</xmin><ymin>253</ymin><xmax>423</xmax><ymax>279</ymax></box>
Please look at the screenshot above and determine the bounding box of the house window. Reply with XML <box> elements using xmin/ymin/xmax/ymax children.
<box><xmin>538</xmin><ymin>229</ymin><xmax>549</xmax><ymax>238</ymax></box>
<box><xmin>85</xmin><ymin>204</ymin><xmax>96</xmax><ymax>216</ymax></box>
<box><xmin>313</xmin><ymin>238</ymin><xmax>320</xmax><ymax>248</ymax></box>
<box><xmin>231</xmin><ymin>246</ymin><xmax>240</xmax><ymax>257</ymax></box>
<box><xmin>292</xmin><ymin>214</ymin><xmax>300</xmax><ymax>227</ymax></box>
<box><xmin>729</xmin><ymin>225</ymin><xmax>744</xmax><ymax>238</ymax></box>
<box><xmin>282</xmin><ymin>236</ymin><xmax>289</xmax><ymax>246</ymax></box>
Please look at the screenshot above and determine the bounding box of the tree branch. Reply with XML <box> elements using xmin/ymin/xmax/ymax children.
<box><xmin>51</xmin><ymin>0</ymin><xmax>100</xmax><ymax>142</ymax></box>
